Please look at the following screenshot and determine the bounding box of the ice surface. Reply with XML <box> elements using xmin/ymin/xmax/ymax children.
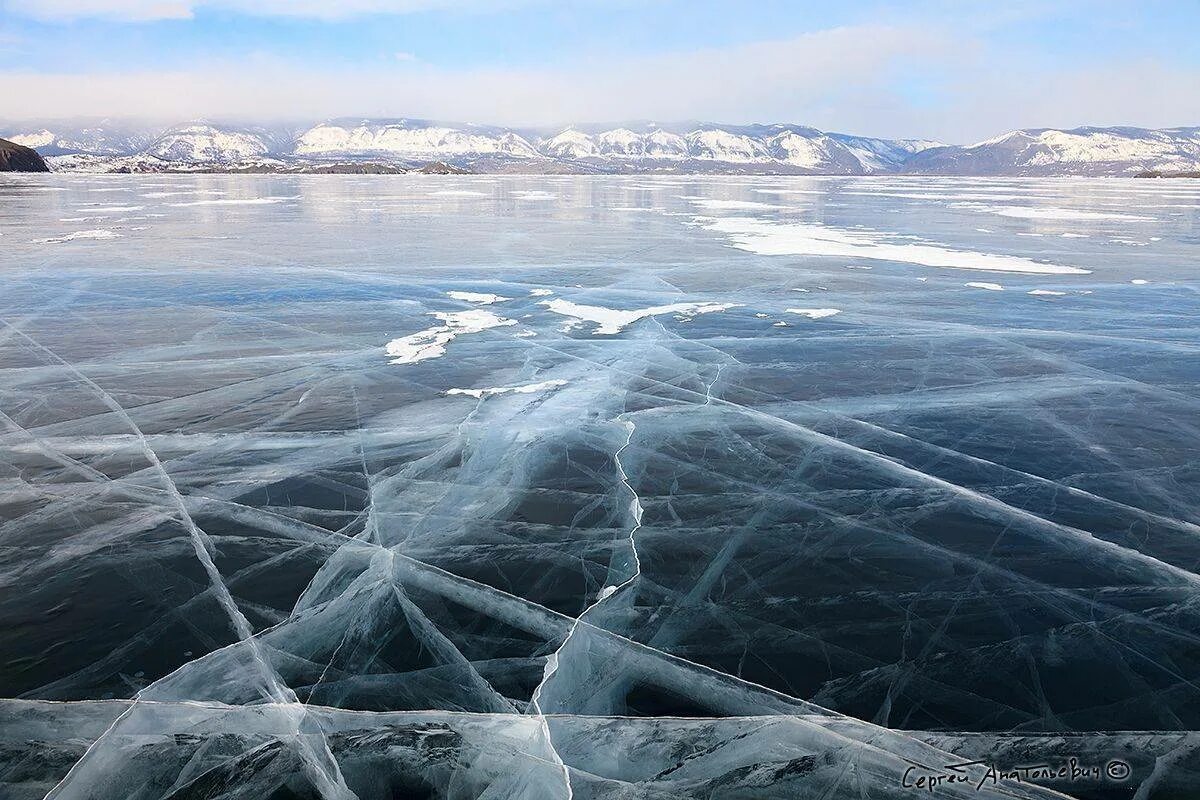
<box><xmin>1</xmin><ymin>173</ymin><xmax>1198</xmax><ymax>799</ymax></box>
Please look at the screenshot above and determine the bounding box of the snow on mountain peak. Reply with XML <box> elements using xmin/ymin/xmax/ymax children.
<box><xmin>295</xmin><ymin>121</ymin><xmax>540</xmax><ymax>159</ymax></box>
<box><xmin>146</xmin><ymin>124</ymin><xmax>272</xmax><ymax>164</ymax></box>
<box><xmin>909</xmin><ymin>126</ymin><xmax>1200</xmax><ymax>175</ymax></box>
<box><xmin>11</xmin><ymin>117</ymin><xmax>1195</xmax><ymax>175</ymax></box>
<box><xmin>9</xmin><ymin>130</ymin><xmax>55</xmax><ymax>149</ymax></box>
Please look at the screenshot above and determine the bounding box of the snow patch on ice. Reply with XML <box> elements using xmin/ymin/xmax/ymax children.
<box><xmin>385</xmin><ymin>310</ymin><xmax>516</xmax><ymax>364</ymax></box>
<box><xmin>687</xmin><ymin>198</ymin><xmax>785</xmax><ymax>211</ymax></box>
<box><xmin>446</xmin><ymin>291</ymin><xmax>511</xmax><ymax>305</ymax></box>
<box><xmin>446</xmin><ymin>379</ymin><xmax>567</xmax><ymax>399</ymax></box>
<box><xmin>80</xmin><ymin>205</ymin><xmax>143</xmax><ymax>213</ymax></box>
<box><xmin>966</xmin><ymin>205</ymin><xmax>1150</xmax><ymax>221</ymax></box>
<box><xmin>37</xmin><ymin>229</ymin><xmax>120</xmax><ymax>243</ymax></box>
<box><xmin>141</xmin><ymin>190</ymin><xmax>225</xmax><ymax>199</ymax></box>
<box><xmin>540</xmin><ymin>298</ymin><xmax>739</xmax><ymax>335</ymax></box>
<box><xmin>168</xmin><ymin>196</ymin><xmax>298</xmax><ymax>207</ymax></box>
<box><xmin>701</xmin><ymin>217</ymin><xmax>1089</xmax><ymax>275</ymax></box>
<box><xmin>785</xmin><ymin>308</ymin><xmax>842</xmax><ymax>319</ymax></box>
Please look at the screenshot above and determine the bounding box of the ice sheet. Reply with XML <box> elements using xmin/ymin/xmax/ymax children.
<box><xmin>1</xmin><ymin>173</ymin><xmax>1197</xmax><ymax>800</ymax></box>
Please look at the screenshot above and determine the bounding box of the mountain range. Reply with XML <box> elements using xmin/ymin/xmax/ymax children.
<box><xmin>2</xmin><ymin>118</ymin><xmax>1198</xmax><ymax>176</ymax></box>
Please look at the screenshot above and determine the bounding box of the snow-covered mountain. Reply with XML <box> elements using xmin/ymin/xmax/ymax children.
<box><xmin>903</xmin><ymin>126</ymin><xmax>1200</xmax><ymax>175</ymax></box>
<box><xmin>1</xmin><ymin>118</ymin><xmax>943</xmax><ymax>173</ymax></box>
<box><xmin>3</xmin><ymin>118</ymin><xmax>1195</xmax><ymax>175</ymax></box>
<box><xmin>532</xmin><ymin>123</ymin><xmax>940</xmax><ymax>173</ymax></box>
<box><xmin>144</xmin><ymin>123</ymin><xmax>280</xmax><ymax>164</ymax></box>
<box><xmin>0</xmin><ymin>137</ymin><xmax>49</xmax><ymax>171</ymax></box>
<box><xmin>2</xmin><ymin>120</ymin><xmax>155</xmax><ymax>157</ymax></box>
<box><xmin>295</xmin><ymin>119</ymin><xmax>541</xmax><ymax>160</ymax></box>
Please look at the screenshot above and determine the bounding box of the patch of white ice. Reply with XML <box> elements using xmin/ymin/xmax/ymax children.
<box><xmin>168</xmin><ymin>196</ymin><xmax>298</xmax><ymax>207</ymax></box>
<box><xmin>141</xmin><ymin>190</ymin><xmax>225</xmax><ymax>198</ymax></box>
<box><xmin>785</xmin><ymin>308</ymin><xmax>841</xmax><ymax>319</ymax></box>
<box><xmin>37</xmin><ymin>229</ymin><xmax>119</xmax><ymax>243</ymax></box>
<box><xmin>385</xmin><ymin>310</ymin><xmax>516</xmax><ymax>365</ymax></box>
<box><xmin>1028</xmin><ymin>289</ymin><xmax>1066</xmax><ymax>296</ymax></box>
<box><xmin>446</xmin><ymin>290</ymin><xmax>511</xmax><ymax>304</ymax></box>
<box><xmin>965</xmin><ymin>282</ymin><xmax>1004</xmax><ymax>291</ymax></box>
<box><xmin>445</xmin><ymin>379</ymin><xmax>567</xmax><ymax>399</ymax></box>
<box><xmin>969</xmin><ymin>205</ymin><xmax>1151</xmax><ymax>221</ymax></box>
<box><xmin>701</xmin><ymin>217</ymin><xmax>1089</xmax><ymax>275</ymax></box>
<box><xmin>540</xmin><ymin>298</ymin><xmax>739</xmax><ymax>335</ymax></box>
<box><xmin>687</xmin><ymin>198</ymin><xmax>785</xmax><ymax>211</ymax></box>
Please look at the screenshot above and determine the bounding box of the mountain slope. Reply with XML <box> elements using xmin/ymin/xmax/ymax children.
<box><xmin>2</xmin><ymin>121</ymin><xmax>154</xmax><ymax>156</ymax></box>
<box><xmin>904</xmin><ymin>126</ymin><xmax>1200</xmax><ymax>176</ymax></box>
<box><xmin>3</xmin><ymin>118</ymin><xmax>1195</xmax><ymax>175</ymax></box>
<box><xmin>529</xmin><ymin>123</ymin><xmax>939</xmax><ymax>173</ymax></box>
<box><xmin>294</xmin><ymin>119</ymin><xmax>541</xmax><ymax>161</ymax></box>
<box><xmin>145</xmin><ymin>123</ymin><xmax>278</xmax><ymax>163</ymax></box>
<box><xmin>0</xmin><ymin>138</ymin><xmax>49</xmax><ymax>171</ymax></box>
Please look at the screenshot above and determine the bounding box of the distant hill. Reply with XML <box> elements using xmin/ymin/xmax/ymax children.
<box><xmin>1</xmin><ymin>119</ymin><xmax>1197</xmax><ymax>175</ymax></box>
<box><xmin>901</xmin><ymin>127</ymin><xmax>1200</xmax><ymax>176</ymax></box>
<box><xmin>0</xmin><ymin>137</ymin><xmax>49</xmax><ymax>171</ymax></box>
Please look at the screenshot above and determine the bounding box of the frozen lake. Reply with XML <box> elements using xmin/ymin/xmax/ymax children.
<box><xmin>2</xmin><ymin>174</ymin><xmax>1199</xmax><ymax>799</ymax></box>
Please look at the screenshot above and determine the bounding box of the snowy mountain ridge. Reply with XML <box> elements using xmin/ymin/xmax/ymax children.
<box><xmin>2</xmin><ymin>118</ymin><xmax>1197</xmax><ymax>175</ymax></box>
<box><xmin>904</xmin><ymin>126</ymin><xmax>1200</xmax><ymax>175</ymax></box>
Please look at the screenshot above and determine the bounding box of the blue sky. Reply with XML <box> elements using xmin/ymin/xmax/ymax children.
<box><xmin>1</xmin><ymin>0</ymin><xmax>1197</xmax><ymax>141</ymax></box>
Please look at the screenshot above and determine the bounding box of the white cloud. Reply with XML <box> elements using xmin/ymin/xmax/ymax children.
<box><xmin>0</xmin><ymin>26</ymin><xmax>953</xmax><ymax>130</ymax></box>
<box><xmin>2</xmin><ymin>23</ymin><xmax>1195</xmax><ymax>142</ymax></box>
<box><xmin>943</xmin><ymin>60</ymin><xmax>1200</xmax><ymax>142</ymax></box>
<box><xmin>12</xmin><ymin>0</ymin><xmax>525</xmax><ymax>21</ymax></box>
<box><xmin>16</xmin><ymin>0</ymin><xmax>195</xmax><ymax>20</ymax></box>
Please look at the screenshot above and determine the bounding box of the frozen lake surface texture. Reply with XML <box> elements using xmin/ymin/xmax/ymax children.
<box><xmin>2</xmin><ymin>174</ymin><xmax>1199</xmax><ymax>799</ymax></box>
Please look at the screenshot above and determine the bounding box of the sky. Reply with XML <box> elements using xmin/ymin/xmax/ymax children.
<box><xmin>0</xmin><ymin>0</ymin><xmax>1197</xmax><ymax>142</ymax></box>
